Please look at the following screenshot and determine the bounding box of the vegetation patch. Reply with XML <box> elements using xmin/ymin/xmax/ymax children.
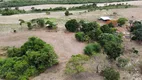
<box><xmin>130</xmin><ymin>21</ymin><xmax>142</xmax><ymax>42</ymax></box>
<box><xmin>0</xmin><ymin>37</ymin><xmax>58</xmax><ymax>80</ymax></box>
<box><xmin>101</xmin><ymin>67</ymin><xmax>120</xmax><ymax>80</ymax></box>
<box><xmin>84</xmin><ymin>43</ymin><xmax>101</xmax><ymax>56</ymax></box>
<box><xmin>0</xmin><ymin>0</ymin><xmax>134</xmax><ymax>8</ymax></box>
<box><xmin>65</xmin><ymin>54</ymin><xmax>89</xmax><ymax>75</ymax></box>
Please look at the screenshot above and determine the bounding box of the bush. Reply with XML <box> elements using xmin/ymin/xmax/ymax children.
<box><xmin>117</xmin><ymin>18</ymin><xmax>128</xmax><ymax>26</ymax></box>
<box><xmin>27</xmin><ymin>22</ymin><xmax>33</xmax><ymax>30</ymax></box>
<box><xmin>46</xmin><ymin>20</ymin><xmax>57</xmax><ymax>29</ymax></box>
<box><xmin>98</xmin><ymin>33</ymin><xmax>123</xmax><ymax>60</ymax></box>
<box><xmin>98</xmin><ymin>33</ymin><xmax>122</xmax><ymax>46</ymax></box>
<box><xmin>100</xmin><ymin>25</ymin><xmax>115</xmax><ymax>33</ymax></box>
<box><xmin>37</xmin><ymin>19</ymin><xmax>45</xmax><ymax>27</ymax></box>
<box><xmin>81</xmin><ymin>22</ymin><xmax>99</xmax><ymax>34</ymax></box>
<box><xmin>7</xmin><ymin>47</ymin><xmax>21</xmax><ymax>57</ymax></box>
<box><xmin>65</xmin><ymin>10</ymin><xmax>70</xmax><ymax>16</ymax></box>
<box><xmin>101</xmin><ymin>67</ymin><xmax>120</xmax><ymax>80</ymax></box>
<box><xmin>88</xmin><ymin>28</ymin><xmax>102</xmax><ymax>41</ymax></box>
<box><xmin>0</xmin><ymin>8</ymin><xmax>25</xmax><ymax>15</ymax></box>
<box><xmin>65</xmin><ymin>19</ymin><xmax>79</xmax><ymax>32</ymax></box>
<box><xmin>0</xmin><ymin>37</ymin><xmax>58</xmax><ymax>80</ymax></box>
<box><xmin>65</xmin><ymin>54</ymin><xmax>89</xmax><ymax>74</ymax></box>
<box><xmin>117</xmin><ymin>57</ymin><xmax>129</xmax><ymax>68</ymax></box>
<box><xmin>84</xmin><ymin>42</ymin><xmax>101</xmax><ymax>56</ymax></box>
<box><xmin>46</xmin><ymin>11</ymin><xmax>50</xmax><ymax>15</ymax></box>
<box><xmin>75</xmin><ymin>32</ymin><xmax>85</xmax><ymax>42</ymax></box>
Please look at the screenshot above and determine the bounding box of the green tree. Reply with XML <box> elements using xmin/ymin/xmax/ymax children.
<box><xmin>27</xmin><ymin>22</ymin><xmax>33</xmax><ymax>30</ymax></box>
<box><xmin>75</xmin><ymin>32</ymin><xmax>85</xmax><ymax>42</ymax></box>
<box><xmin>132</xmin><ymin>28</ymin><xmax>142</xmax><ymax>41</ymax></box>
<box><xmin>84</xmin><ymin>42</ymin><xmax>101</xmax><ymax>56</ymax></box>
<box><xmin>104</xmin><ymin>41</ymin><xmax>123</xmax><ymax>60</ymax></box>
<box><xmin>88</xmin><ymin>28</ymin><xmax>102</xmax><ymax>41</ymax></box>
<box><xmin>65</xmin><ymin>19</ymin><xmax>79</xmax><ymax>32</ymax></box>
<box><xmin>65</xmin><ymin>10</ymin><xmax>70</xmax><ymax>16</ymax></box>
<box><xmin>7</xmin><ymin>47</ymin><xmax>21</xmax><ymax>57</ymax></box>
<box><xmin>81</xmin><ymin>22</ymin><xmax>99</xmax><ymax>34</ymax></box>
<box><xmin>19</xmin><ymin>19</ymin><xmax>25</xmax><ymax>29</ymax></box>
<box><xmin>100</xmin><ymin>25</ymin><xmax>115</xmax><ymax>33</ymax></box>
<box><xmin>0</xmin><ymin>37</ymin><xmax>58</xmax><ymax>80</ymax></box>
<box><xmin>130</xmin><ymin>21</ymin><xmax>142</xmax><ymax>41</ymax></box>
<box><xmin>65</xmin><ymin>54</ymin><xmax>89</xmax><ymax>74</ymax></box>
<box><xmin>98</xmin><ymin>33</ymin><xmax>122</xmax><ymax>46</ymax></box>
<box><xmin>101</xmin><ymin>67</ymin><xmax>120</xmax><ymax>80</ymax></box>
<box><xmin>6</xmin><ymin>72</ymin><xmax>18</xmax><ymax>80</ymax></box>
<box><xmin>98</xmin><ymin>33</ymin><xmax>123</xmax><ymax>60</ymax></box>
<box><xmin>117</xmin><ymin>18</ymin><xmax>128</xmax><ymax>26</ymax></box>
<box><xmin>37</xmin><ymin>19</ymin><xmax>45</xmax><ymax>27</ymax></box>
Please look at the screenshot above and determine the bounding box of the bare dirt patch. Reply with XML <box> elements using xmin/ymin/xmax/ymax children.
<box><xmin>0</xmin><ymin>29</ymin><xmax>86</xmax><ymax>80</ymax></box>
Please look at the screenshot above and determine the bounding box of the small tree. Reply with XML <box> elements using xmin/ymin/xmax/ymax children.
<box><xmin>117</xmin><ymin>18</ymin><xmax>128</xmax><ymax>27</ymax></box>
<box><xmin>100</xmin><ymin>25</ymin><xmax>114</xmax><ymax>33</ymax></box>
<box><xmin>65</xmin><ymin>54</ymin><xmax>89</xmax><ymax>74</ymax></box>
<box><xmin>101</xmin><ymin>67</ymin><xmax>120</xmax><ymax>80</ymax></box>
<box><xmin>65</xmin><ymin>10</ymin><xmax>70</xmax><ymax>16</ymax></box>
<box><xmin>84</xmin><ymin>42</ymin><xmax>101</xmax><ymax>56</ymax></box>
<box><xmin>19</xmin><ymin>19</ymin><xmax>25</xmax><ymax>30</ymax></box>
<box><xmin>37</xmin><ymin>19</ymin><xmax>45</xmax><ymax>27</ymax></box>
<box><xmin>116</xmin><ymin>57</ymin><xmax>129</xmax><ymax>68</ymax></box>
<box><xmin>75</xmin><ymin>32</ymin><xmax>85</xmax><ymax>42</ymax></box>
<box><xmin>88</xmin><ymin>28</ymin><xmax>102</xmax><ymax>41</ymax></box>
<box><xmin>65</xmin><ymin>19</ymin><xmax>79</xmax><ymax>32</ymax></box>
<box><xmin>81</xmin><ymin>22</ymin><xmax>100</xmax><ymax>34</ymax></box>
<box><xmin>104</xmin><ymin>41</ymin><xmax>123</xmax><ymax>60</ymax></box>
<box><xmin>27</xmin><ymin>22</ymin><xmax>33</xmax><ymax>30</ymax></box>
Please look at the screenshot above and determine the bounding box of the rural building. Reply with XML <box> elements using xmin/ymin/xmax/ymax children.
<box><xmin>99</xmin><ymin>16</ymin><xmax>111</xmax><ymax>21</ymax></box>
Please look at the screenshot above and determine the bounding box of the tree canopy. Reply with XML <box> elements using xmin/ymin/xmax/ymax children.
<box><xmin>0</xmin><ymin>37</ymin><xmax>58</xmax><ymax>80</ymax></box>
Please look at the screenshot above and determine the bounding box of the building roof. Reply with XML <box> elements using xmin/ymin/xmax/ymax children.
<box><xmin>99</xmin><ymin>16</ymin><xmax>111</xmax><ymax>21</ymax></box>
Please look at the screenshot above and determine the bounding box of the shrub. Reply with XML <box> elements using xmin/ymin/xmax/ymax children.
<box><xmin>46</xmin><ymin>11</ymin><xmax>50</xmax><ymax>15</ymax></box>
<box><xmin>98</xmin><ymin>33</ymin><xmax>123</xmax><ymax>60</ymax></box>
<box><xmin>75</xmin><ymin>32</ymin><xmax>85</xmax><ymax>42</ymax></box>
<box><xmin>98</xmin><ymin>33</ymin><xmax>122</xmax><ymax>46</ymax></box>
<box><xmin>65</xmin><ymin>54</ymin><xmax>89</xmax><ymax>74</ymax></box>
<box><xmin>132</xmin><ymin>48</ymin><xmax>139</xmax><ymax>54</ymax></box>
<box><xmin>65</xmin><ymin>10</ymin><xmax>70</xmax><ymax>16</ymax></box>
<box><xmin>7</xmin><ymin>47</ymin><xmax>21</xmax><ymax>57</ymax></box>
<box><xmin>101</xmin><ymin>67</ymin><xmax>120</xmax><ymax>80</ymax></box>
<box><xmin>0</xmin><ymin>8</ymin><xmax>25</xmax><ymax>15</ymax></box>
<box><xmin>37</xmin><ymin>19</ymin><xmax>45</xmax><ymax>27</ymax></box>
<box><xmin>65</xmin><ymin>19</ymin><xmax>79</xmax><ymax>32</ymax></box>
<box><xmin>88</xmin><ymin>28</ymin><xmax>102</xmax><ymax>41</ymax></box>
<box><xmin>46</xmin><ymin>20</ymin><xmax>57</xmax><ymax>29</ymax></box>
<box><xmin>100</xmin><ymin>25</ymin><xmax>115</xmax><ymax>33</ymax></box>
<box><xmin>84</xmin><ymin>42</ymin><xmax>101</xmax><ymax>56</ymax></box>
<box><xmin>0</xmin><ymin>37</ymin><xmax>58</xmax><ymax>80</ymax></box>
<box><xmin>27</xmin><ymin>22</ymin><xmax>33</xmax><ymax>30</ymax></box>
<box><xmin>104</xmin><ymin>41</ymin><xmax>123</xmax><ymax>60</ymax></box>
<box><xmin>130</xmin><ymin>21</ymin><xmax>142</xmax><ymax>41</ymax></box>
<box><xmin>81</xmin><ymin>22</ymin><xmax>99</xmax><ymax>34</ymax></box>
<box><xmin>117</xmin><ymin>18</ymin><xmax>128</xmax><ymax>26</ymax></box>
<box><xmin>117</xmin><ymin>57</ymin><xmax>129</xmax><ymax>68</ymax></box>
